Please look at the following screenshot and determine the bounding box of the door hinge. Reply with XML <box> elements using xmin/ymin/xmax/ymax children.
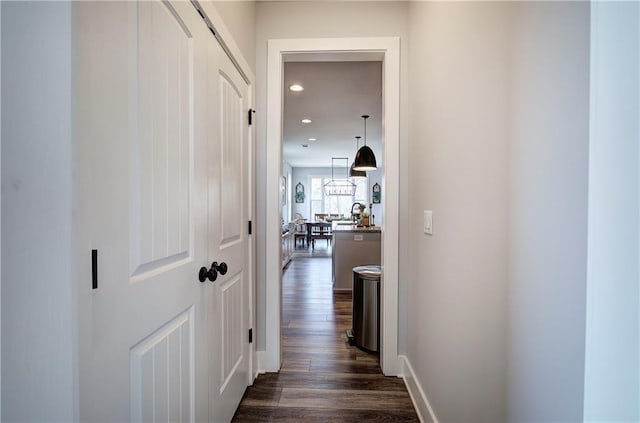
<box><xmin>248</xmin><ymin>220</ymin><xmax>252</xmax><ymax>235</ymax></box>
<box><xmin>192</xmin><ymin>1</ymin><xmax>216</xmax><ymax>36</ymax></box>
<box><xmin>248</xmin><ymin>328</ymin><xmax>253</xmax><ymax>344</ymax></box>
<box><xmin>247</xmin><ymin>108</ymin><xmax>254</xmax><ymax>126</ymax></box>
<box><xmin>91</xmin><ymin>249</ymin><xmax>98</xmax><ymax>290</ymax></box>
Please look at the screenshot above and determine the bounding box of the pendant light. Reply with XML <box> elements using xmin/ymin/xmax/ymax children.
<box><xmin>324</xmin><ymin>157</ymin><xmax>357</xmax><ymax>196</ymax></box>
<box><xmin>353</xmin><ymin>114</ymin><xmax>377</xmax><ymax>171</ymax></box>
<box><xmin>350</xmin><ymin>136</ymin><xmax>366</xmax><ymax>177</ymax></box>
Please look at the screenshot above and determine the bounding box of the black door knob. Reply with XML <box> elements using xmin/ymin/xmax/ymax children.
<box><xmin>198</xmin><ymin>265</ymin><xmax>217</xmax><ymax>283</ymax></box>
<box><xmin>211</xmin><ymin>261</ymin><xmax>228</xmax><ymax>276</ymax></box>
<box><xmin>198</xmin><ymin>261</ymin><xmax>228</xmax><ymax>283</ymax></box>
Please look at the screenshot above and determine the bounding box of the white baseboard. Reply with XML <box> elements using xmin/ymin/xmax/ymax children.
<box><xmin>399</xmin><ymin>355</ymin><xmax>438</xmax><ymax>423</ymax></box>
<box><xmin>332</xmin><ymin>288</ymin><xmax>352</xmax><ymax>292</ymax></box>
<box><xmin>255</xmin><ymin>350</ymin><xmax>266</xmax><ymax>379</ymax></box>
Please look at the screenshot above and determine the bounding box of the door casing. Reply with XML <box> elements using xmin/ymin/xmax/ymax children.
<box><xmin>264</xmin><ymin>37</ymin><xmax>401</xmax><ymax>376</ymax></box>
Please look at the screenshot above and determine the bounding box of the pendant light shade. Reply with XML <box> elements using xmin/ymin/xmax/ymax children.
<box><xmin>353</xmin><ymin>115</ymin><xmax>377</xmax><ymax>171</ymax></box>
<box><xmin>350</xmin><ymin>136</ymin><xmax>366</xmax><ymax>177</ymax></box>
<box><xmin>353</xmin><ymin>146</ymin><xmax>377</xmax><ymax>171</ymax></box>
<box><xmin>350</xmin><ymin>162</ymin><xmax>366</xmax><ymax>177</ymax></box>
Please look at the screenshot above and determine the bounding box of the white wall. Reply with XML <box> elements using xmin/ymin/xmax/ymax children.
<box><xmin>1</xmin><ymin>2</ymin><xmax>75</xmax><ymax>420</ymax></box>
<box><xmin>255</xmin><ymin>1</ymin><xmax>409</xmax><ymax>351</ymax></box>
<box><xmin>368</xmin><ymin>167</ymin><xmax>383</xmax><ymax>227</ymax></box>
<box><xmin>508</xmin><ymin>2</ymin><xmax>590</xmax><ymax>421</ymax></box>
<box><xmin>291</xmin><ymin>167</ymin><xmax>330</xmax><ymax>221</ymax></box>
<box><xmin>406</xmin><ymin>2</ymin><xmax>591</xmax><ymax>421</ymax></box>
<box><xmin>584</xmin><ymin>2</ymin><xmax>640</xmax><ymax>421</ymax></box>
<box><xmin>406</xmin><ymin>3</ymin><xmax>510</xmax><ymax>421</ymax></box>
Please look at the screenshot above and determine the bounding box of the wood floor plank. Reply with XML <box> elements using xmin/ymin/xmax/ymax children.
<box><xmin>278</xmin><ymin>388</ymin><xmax>415</xmax><ymax>411</ymax></box>
<box><xmin>232</xmin><ymin>256</ymin><xmax>419</xmax><ymax>422</ymax></box>
<box><xmin>282</xmin><ymin>335</ymin><xmax>350</xmax><ymax>349</ymax></box>
<box><xmin>282</xmin><ymin>327</ymin><xmax>350</xmax><ymax>338</ymax></box>
<box><xmin>309</xmin><ymin>358</ymin><xmax>383</xmax><ymax>375</ymax></box>
<box><xmin>282</xmin><ymin>321</ymin><xmax>346</xmax><ymax>329</ymax></box>
<box><xmin>282</xmin><ymin>312</ymin><xmax>330</xmax><ymax>322</ymax></box>
<box><xmin>249</xmin><ymin>372</ymin><xmax>409</xmax><ymax>392</ymax></box>
<box><xmin>238</xmin><ymin>386</ymin><xmax>283</xmax><ymax>407</ymax></box>
<box><xmin>232</xmin><ymin>406</ymin><xmax>419</xmax><ymax>422</ymax></box>
<box><xmin>280</xmin><ymin>358</ymin><xmax>311</xmax><ymax>372</ymax></box>
<box><xmin>283</xmin><ymin>349</ymin><xmax>357</xmax><ymax>362</ymax></box>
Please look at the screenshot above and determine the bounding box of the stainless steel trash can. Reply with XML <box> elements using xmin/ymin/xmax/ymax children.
<box><xmin>352</xmin><ymin>265</ymin><xmax>381</xmax><ymax>353</ymax></box>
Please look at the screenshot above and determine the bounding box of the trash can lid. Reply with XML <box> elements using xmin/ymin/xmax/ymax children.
<box><xmin>353</xmin><ymin>265</ymin><xmax>381</xmax><ymax>278</ymax></box>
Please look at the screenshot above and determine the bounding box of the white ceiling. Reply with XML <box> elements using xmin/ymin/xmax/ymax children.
<box><xmin>283</xmin><ymin>61</ymin><xmax>383</xmax><ymax>168</ymax></box>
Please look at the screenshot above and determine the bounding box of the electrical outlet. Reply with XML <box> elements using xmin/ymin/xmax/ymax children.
<box><xmin>424</xmin><ymin>210</ymin><xmax>433</xmax><ymax>235</ymax></box>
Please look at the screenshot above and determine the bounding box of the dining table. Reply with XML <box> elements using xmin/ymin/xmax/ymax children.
<box><xmin>305</xmin><ymin>221</ymin><xmax>332</xmax><ymax>248</ymax></box>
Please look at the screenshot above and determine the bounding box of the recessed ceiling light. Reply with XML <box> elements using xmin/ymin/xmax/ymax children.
<box><xmin>301</xmin><ymin>118</ymin><xmax>312</xmax><ymax>124</ymax></box>
<box><xmin>289</xmin><ymin>84</ymin><xmax>304</xmax><ymax>92</ymax></box>
<box><xmin>308</xmin><ymin>138</ymin><xmax>317</xmax><ymax>141</ymax></box>
<box><xmin>301</xmin><ymin>144</ymin><xmax>309</xmax><ymax>148</ymax></box>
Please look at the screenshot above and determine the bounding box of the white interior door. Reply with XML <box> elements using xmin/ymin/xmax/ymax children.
<box><xmin>76</xmin><ymin>2</ymin><xmax>211</xmax><ymax>421</ymax></box>
<box><xmin>204</xmin><ymin>31</ymin><xmax>252</xmax><ymax>423</ymax></box>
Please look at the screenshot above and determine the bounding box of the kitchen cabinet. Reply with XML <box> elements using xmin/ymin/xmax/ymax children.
<box><xmin>281</xmin><ymin>230</ymin><xmax>294</xmax><ymax>268</ymax></box>
<box><xmin>332</xmin><ymin>225</ymin><xmax>381</xmax><ymax>291</ymax></box>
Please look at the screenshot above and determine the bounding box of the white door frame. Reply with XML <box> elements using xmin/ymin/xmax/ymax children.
<box><xmin>265</xmin><ymin>37</ymin><xmax>400</xmax><ymax>376</ymax></box>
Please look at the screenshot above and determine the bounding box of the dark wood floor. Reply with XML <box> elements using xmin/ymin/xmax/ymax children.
<box><xmin>232</xmin><ymin>256</ymin><xmax>419</xmax><ymax>422</ymax></box>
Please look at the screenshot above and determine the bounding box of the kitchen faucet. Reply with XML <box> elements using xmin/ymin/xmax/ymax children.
<box><xmin>350</xmin><ymin>202</ymin><xmax>365</xmax><ymax>222</ymax></box>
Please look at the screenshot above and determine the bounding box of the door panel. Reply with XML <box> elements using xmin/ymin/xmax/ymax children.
<box><xmin>206</xmin><ymin>33</ymin><xmax>251</xmax><ymax>423</ymax></box>
<box><xmin>220</xmin><ymin>274</ymin><xmax>244</xmax><ymax>391</ymax></box>
<box><xmin>220</xmin><ymin>74</ymin><xmax>244</xmax><ymax>246</ymax></box>
<box><xmin>132</xmin><ymin>0</ymin><xmax>193</xmax><ymax>280</ymax></box>
<box><xmin>130</xmin><ymin>307</ymin><xmax>194</xmax><ymax>422</ymax></box>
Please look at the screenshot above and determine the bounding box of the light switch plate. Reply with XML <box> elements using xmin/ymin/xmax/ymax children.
<box><xmin>424</xmin><ymin>210</ymin><xmax>433</xmax><ymax>235</ymax></box>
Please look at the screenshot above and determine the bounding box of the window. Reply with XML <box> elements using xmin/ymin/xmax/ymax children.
<box><xmin>309</xmin><ymin>176</ymin><xmax>368</xmax><ymax>218</ymax></box>
<box><xmin>310</xmin><ymin>177</ymin><xmax>324</xmax><ymax>218</ymax></box>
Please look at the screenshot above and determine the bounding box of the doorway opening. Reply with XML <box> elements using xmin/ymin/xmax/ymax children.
<box><xmin>283</xmin><ymin>60</ymin><xmax>383</xmax><ymax>265</ymax></box>
<box><xmin>265</xmin><ymin>37</ymin><xmax>400</xmax><ymax>376</ymax></box>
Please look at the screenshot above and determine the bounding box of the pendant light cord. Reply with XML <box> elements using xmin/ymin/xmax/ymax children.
<box><xmin>362</xmin><ymin>114</ymin><xmax>370</xmax><ymax>146</ymax></box>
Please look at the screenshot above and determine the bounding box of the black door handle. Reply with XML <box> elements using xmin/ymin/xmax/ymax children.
<box><xmin>198</xmin><ymin>261</ymin><xmax>228</xmax><ymax>283</ymax></box>
<box><xmin>198</xmin><ymin>265</ymin><xmax>216</xmax><ymax>283</ymax></box>
<box><xmin>211</xmin><ymin>261</ymin><xmax>228</xmax><ymax>276</ymax></box>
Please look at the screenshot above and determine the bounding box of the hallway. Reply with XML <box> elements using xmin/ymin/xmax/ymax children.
<box><xmin>232</xmin><ymin>257</ymin><xmax>418</xmax><ymax>421</ymax></box>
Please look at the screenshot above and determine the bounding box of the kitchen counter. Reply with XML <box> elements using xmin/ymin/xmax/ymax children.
<box><xmin>332</xmin><ymin>223</ymin><xmax>382</xmax><ymax>233</ymax></box>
